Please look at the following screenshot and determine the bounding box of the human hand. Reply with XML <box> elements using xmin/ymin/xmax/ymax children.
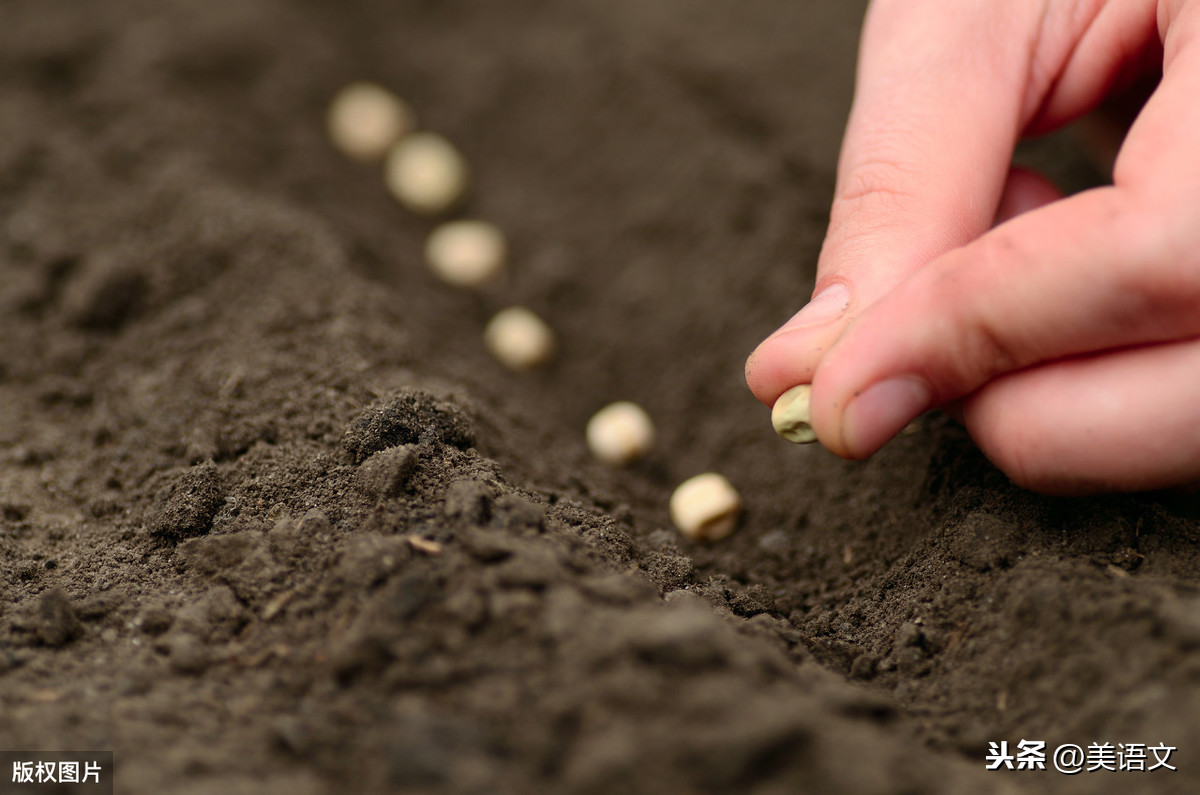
<box><xmin>745</xmin><ymin>0</ymin><xmax>1200</xmax><ymax>494</ymax></box>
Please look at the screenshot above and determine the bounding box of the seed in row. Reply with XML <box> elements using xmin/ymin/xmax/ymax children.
<box><xmin>425</xmin><ymin>220</ymin><xmax>506</xmax><ymax>288</ymax></box>
<box><xmin>385</xmin><ymin>132</ymin><xmax>469</xmax><ymax>216</ymax></box>
<box><xmin>330</xmin><ymin>86</ymin><xmax>745</xmax><ymax>543</ymax></box>
<box><xmin>669</xmin><ymin>472</ymin><xmax>742</xmax><ymax>542</ymax></box>
<box><xmin>484</xmin><ymin>306</ymin><xmax>556</xmax><ymax>371</ymax></box>
<box><xmin>771</xmin><ymin>384</ymin><xmax>817</xmax><ymax>444</ymax></box>
<box><xmin>327</xmin><ymin>82</ymin><xmax>415</xmax><ymax>162</ymax></box>
<box><xmin>586</xmin><ymin>401</ymin><xmax>655</xmax><ymax>467</ymax></box>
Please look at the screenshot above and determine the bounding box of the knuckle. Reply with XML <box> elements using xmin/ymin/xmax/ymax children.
<box><xmin>827</xmin><ymin>114</ymin><xmax>933</xmax><ymax>244</ymax></box>
<box><xmin>967</xmin><ymin>316</ymin><xmax>1024</xmax><ymax>384</ymax></box>
<box><xmin>825</xmin><ymin>155</ymin><xmax>921</xmax><ymax>248</ymax></box>
<box><xmin>1102</xmin><ymin>201</ymin><xmax>1200</xmax><ymax>331</ymax></box>
<box><xmin>925</xmin><ymin>245</ymin><xmax>1026</xmax><ymax>386</ymax></box>
<box><xmin>834</xmin><ymin>156</ymin><xmax>918</xmax><ymax>210</ymax></box>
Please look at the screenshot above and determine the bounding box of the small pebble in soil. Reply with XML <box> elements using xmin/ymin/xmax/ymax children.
<box><xmin>443</xmin><ymin>478</ymin><xmax>494</xmax><ymax>524</ymax></box>
<box><xmin>35</xmin><ymin>588</ymin><xmax>84</xmax><ymax>648</ymax></box>
<box><xmin>356</xmin><ymin>445</ymin><xmax>418</xmax><ymax>499</ymax></box>
<box><xmin>771</xmin><ymin>384</ymin><xmax>817</xmax><ymax>444</ymax></box>
<box><xmin>0</xmin><ymin>645</ymin><xmax>20</xmax><ymax>674</ymax></box>
<box><xmin>138</xmin><ymin>605</ymin><xmax>174</xmax><ymax>636</ymax></box>
<box><xmin>327</xmin><ymin>82</ymin><xmax>414</xmax><ymax>162</ymax></box>
<box><xmin>342</xmin><ymin>389</ymin><xmax>475</xmax><ymax>463</ymax></box>
<box><xmin>385</xmin><ymin>132</ymin><xmax>468</xmax><ymax>215</ymax></box>
<box><xmin>150</xmin><ymin>461</ymin><xmax>224</xmax><ymax>540</ymax></box>
<box><xmin>168</xmin><ymin>633</ymin><xmax>211</xmax><ymax>676</ymax></box>
<box><xmin>669</xmin><ymin>472</ymin><xmax>741</xmax><ymax>542</ymax></box>
<box><xmin>586</xmin><ymin>401</ymin><xmax>655</xmax><ymax>466</ymax></box>
<box><xmin>62</xmin><ymin>261</ymin><xmax>148</xmax><ymax>331</ymax></box>
<box><xmin>425</xmin><ymin>220</ymin><xmax>506</xmax><ymax>288</ymax></box>
<box><xmin>483</xmin><ymin>306</ymin><xmax>555</xmax><ymax>371</ymax></box>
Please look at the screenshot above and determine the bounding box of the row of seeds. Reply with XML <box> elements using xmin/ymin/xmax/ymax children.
<box><xmin>327</xmin><ymin>82</ymin><xmax>742</xmax><ymax>542</ymax></box>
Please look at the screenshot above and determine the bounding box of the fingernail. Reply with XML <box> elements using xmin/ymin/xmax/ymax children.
<box><xmin>841</xmin><ymin>377</ymin><xmax>930</xmax><ymax>457</ymax></box>
<box><xmin>773</xmin><ymin>283</ymin><xmax>851</xmax><ymax>335</ymax></box>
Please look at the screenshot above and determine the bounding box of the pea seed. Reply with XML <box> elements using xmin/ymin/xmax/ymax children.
<box><xmin>586</xmin><ymin>401</ymin><xmax>655</xmax><ymax>467</ymax></box>
<box><xmin>425</xmin><ymin>220</ymin><xmax>506</xmax><ymax>288</ymax></box>
<box><xmin>669</xmin><ymin>473</ymin><xmax>741</xmax><ymax>542</ymax></box>
<box><xmin>771</xmin><ymin>384</ymin><xmax>817</xmax><ymax>444</ymax></box>
<box><xmin>327</xmin><ymin>82</ymin><xmax>414</xmax><ymax>162</ymax></box>
<box><xmin>484</xmin><ymin>306</ymin><xmax>555</xmax><ymax>371</ymax></box>
<box><xmin>385</xmin><ymin>132</ymin><xmax>469</xmax><ymax>215</ymax></box>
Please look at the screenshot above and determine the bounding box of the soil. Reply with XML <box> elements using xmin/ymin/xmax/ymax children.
<box><xmin>1</xmin><ymin>1</ymin><xmax>1197</xmax><ymax>793</ymax></box>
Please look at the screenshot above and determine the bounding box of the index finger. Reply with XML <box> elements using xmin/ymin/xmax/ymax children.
<box><xmin>746</xmin><ymin>0</ymin><xmax>1160</xmax><ymax>406</ymax></box>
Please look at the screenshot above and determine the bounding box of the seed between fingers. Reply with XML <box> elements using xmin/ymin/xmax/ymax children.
<box><xmin>771</xmin><ymin>384</ymin><xmax>817</xmax><ymax>444</ymax></box>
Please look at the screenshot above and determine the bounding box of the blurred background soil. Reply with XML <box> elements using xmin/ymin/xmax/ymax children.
<box><xmin>2</xmin><ymin>1</ymin><xmax>1198</xmax><ymax>793</ymax></box>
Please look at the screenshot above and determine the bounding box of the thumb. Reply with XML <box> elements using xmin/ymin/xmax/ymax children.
<box><xmin>747</xmin><ymin>0</ymin><xmax>1161</xmax><ymax>409</ymax></box>
<box><xmin>746</xmin><ymin>2</ymin><xmax>1039</xmax><ymax>405</ymax></box>
<box><xmin>809</xmin><ymin>187</ymin><xmax>1200</xmax><ymax>459</ymax></box>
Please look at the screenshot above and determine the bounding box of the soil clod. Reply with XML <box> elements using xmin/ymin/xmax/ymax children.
<box><xmin>150</xmin><ymin>461</ymin><xmax>225</xmax><ymax>541</ymax></box>
<box><xmin>342</xmin><ymin>390</ymin><xmax>475</xmax><ymax>463</ymax></box>
<box><xmin>33</xmin><ymin>588</ymin><xmax>84</xmax><ymax>648</ymax></box>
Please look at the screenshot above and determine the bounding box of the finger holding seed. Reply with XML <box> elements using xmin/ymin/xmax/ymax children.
<box><xmin>771</xmin><ymin>384</ymin><xmax>817</xmax><ymax>444</ymax></box>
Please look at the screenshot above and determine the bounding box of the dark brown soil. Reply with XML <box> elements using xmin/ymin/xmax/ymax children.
<box><xmin>2</xmin><ymin>1</ymin><xmax>1197</xmax><ymax>793</ymax></box>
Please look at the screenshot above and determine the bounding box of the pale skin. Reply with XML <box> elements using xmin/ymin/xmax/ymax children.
<box><xmin>745</xmin><ymin>0</ymin><xmax>1200</xmax><ymax>495</ymax></box>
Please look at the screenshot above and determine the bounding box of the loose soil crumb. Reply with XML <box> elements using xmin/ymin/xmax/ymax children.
<box><xmin>1</xmin><ymin>1</ymin><xmax>1193</xmax><ymax>794</ymax></box>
